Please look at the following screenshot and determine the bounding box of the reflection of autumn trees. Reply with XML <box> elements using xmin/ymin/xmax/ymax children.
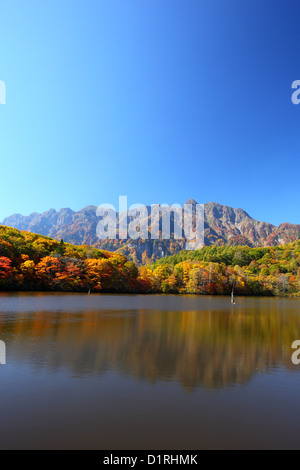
<box><xmin>2</xmin><ymin>302</ymin><xmax>300</xmax><ymax>391</ymax></box>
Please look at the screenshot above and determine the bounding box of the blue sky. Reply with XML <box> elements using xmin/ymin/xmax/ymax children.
<box><xmin>0</xmin><ymin>0</ymin><xmax>300</xmax><ymax>225</ymax></box>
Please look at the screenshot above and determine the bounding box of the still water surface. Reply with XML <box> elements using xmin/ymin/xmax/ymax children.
<box><xmin>0</xmin><ymin>293</ymin><xmax>299</xmax><ymax>449</ymax></box>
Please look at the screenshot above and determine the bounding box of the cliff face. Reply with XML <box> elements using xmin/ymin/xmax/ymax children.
<box><xmin>3</xmin><ymin>208</ymin><xmax>75</xmax><ymax>237</ymax></box>
<box><xmin>2</xmin><ymin>201</ymin><xmax>300</xmax><ymax>262</ymax></box>
<box><xmin>204</xmin><ymin>202</ymin><xmax>276</xmax><ymax>246</ymax></box>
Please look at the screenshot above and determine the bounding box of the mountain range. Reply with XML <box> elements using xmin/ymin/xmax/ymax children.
<box><xmin>2</xmin><ymin>201</ymin><xmax>300</xmax><ymax>263</ymax></box>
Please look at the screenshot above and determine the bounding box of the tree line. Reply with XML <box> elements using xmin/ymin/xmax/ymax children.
<box><xmin>141</xmin><ymin>243</ymin><xmax>300</xmax><ymax>296</ymax></box>
<box><xmin>0</xmin><ymin>225</ymin><xmax>299</xmax><ymax>296</ymax></box>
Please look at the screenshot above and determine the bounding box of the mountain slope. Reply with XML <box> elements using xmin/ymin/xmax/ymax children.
<box><xmin>2</xmin><ymin>201</ymin><xmax>300</xmax><ymax>262</ymax></box>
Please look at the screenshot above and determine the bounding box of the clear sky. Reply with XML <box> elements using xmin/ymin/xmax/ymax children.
<box><xmin>0</xmin><ymin>0</ymin><xmax>300</xmax><ymax>225</ymax></box>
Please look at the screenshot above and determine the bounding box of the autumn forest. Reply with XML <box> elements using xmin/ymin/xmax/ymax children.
<box><xmin>0</xmin><ymin>225</ymin><xmax>299</xmax><ymax>296</ymax></box>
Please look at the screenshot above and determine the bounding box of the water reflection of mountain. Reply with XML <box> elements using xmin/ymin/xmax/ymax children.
<box><xmin>1</xmin><ymin>304</ymin><xmax>300</xmax><ymax>391</ymax></box>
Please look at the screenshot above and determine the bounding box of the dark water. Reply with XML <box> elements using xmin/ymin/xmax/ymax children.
<box><xmin>0</xmin><ymin>293</ymin><xmax>300</xmax><ymax>450</ymax></box>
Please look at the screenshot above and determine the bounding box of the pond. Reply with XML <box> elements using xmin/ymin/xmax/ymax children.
<box><xmin>0</xmin><ymin>293</ymin><xmax>299</xmax><ymax>449</ymax></box>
